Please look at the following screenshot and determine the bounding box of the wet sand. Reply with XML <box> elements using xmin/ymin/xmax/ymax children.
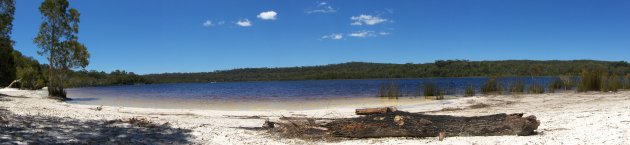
<box><xmin>67</xmin><ymin>94</ymin><xmax>454</xmax><ymax>110</ymax></box>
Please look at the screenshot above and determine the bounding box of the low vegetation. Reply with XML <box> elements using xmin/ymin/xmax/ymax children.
<box><xmin>507</xmin><ymin>80</ymin><xmax>525</xmax><ymax>94</ymax></box>
<box><xmin>527</xmin><ymin>82</ymin><xmax>545</xmax><ymax>94</ymax></box>
<box><xmin>481</xmin><ymin>77</ymin><xmax>500</xmax><ymax>95</ymax></box>
<box><xmin>378</xmin><ymin>82</ymin><xmax>401</xmax><ymax>99</ymax></box>
<box><xmin>464</xmin><ymin>84</ymin><xmax>475</xmax><ymax>97</ymax></box>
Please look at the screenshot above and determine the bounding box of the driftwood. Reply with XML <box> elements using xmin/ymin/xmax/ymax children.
<box><xmin>327</xmin><ymin>112</ymin><xmax>539</xmax><ymax>138</ymax></box>
<box><xmin>266</xmin><ymin>111</ymin><xmax>539</xmax><ymax>140</ymax></box>
<box><xmin>355</xmin><ymin>106</ymin><xmax>397</xmax><ymax>115</ymax></box>
<box><xmin>7</xmin><ymin>79</ymin><xmax>21</xmax><ymax>88</ymax></box>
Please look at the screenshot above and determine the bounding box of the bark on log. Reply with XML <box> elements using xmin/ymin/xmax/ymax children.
<box><xmin>355</xmin><ymin>107</ymin><xmax>397</xmax><ymax>115</ymax></box>
<box><xmin>326</xmin><ymin>112</ymin><xmax>539</xmax><ymax>138</ymax></box>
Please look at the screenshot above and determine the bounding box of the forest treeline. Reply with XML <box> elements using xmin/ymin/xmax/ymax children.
<box><xmin>144</xmin><ymin>60</ymin><xmax>630</xmax><ymax>83</ymax></box>
<box><xmin>2</xmin><ymin>50</ymin><xmax>151</xmax><ymax>89</ymax></box>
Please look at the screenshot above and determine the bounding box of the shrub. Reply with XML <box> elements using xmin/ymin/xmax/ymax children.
<box><xmin>464</xmin><ymin>84</ymin><xmax>475</xmax><ymax>97</ymax></box>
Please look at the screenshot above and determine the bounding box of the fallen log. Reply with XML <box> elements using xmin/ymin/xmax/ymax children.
<box><xmin>327</xmin><ymin>112</ymin><xmax>539</xmax><ymax>138</ymax></box>
<box><xmin>355</xmin><ymin>106</ymin><xmax>397</xmax><ymax>115</ymax></box>
<box><xmin>265</xmin><ymin>111</ymin><xmax>539</xmax><ymax>140</ymax></box>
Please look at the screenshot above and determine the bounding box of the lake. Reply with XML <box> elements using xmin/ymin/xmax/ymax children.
<box><xmin>66</xmin><ymin>77</ymin><xmax>556</xmax><ymax>110</ymax></box>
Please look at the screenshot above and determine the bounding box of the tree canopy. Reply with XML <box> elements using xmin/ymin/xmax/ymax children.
<box><xmin>0</xmin><ymin>0</ymin><xmax>16</xmax><ymax>87</ymax></box>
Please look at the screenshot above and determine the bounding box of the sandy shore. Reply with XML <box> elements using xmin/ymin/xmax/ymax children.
<box><xmin>2</xmin><ymin>88</ymin><xmax>630</xmax><ymax>144</ymax></box>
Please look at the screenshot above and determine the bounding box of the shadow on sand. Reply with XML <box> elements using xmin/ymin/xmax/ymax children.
<box><xmin>0</xmin><ymin>94</ymin><xmax>193</xmax><ymax>144</ymax></box>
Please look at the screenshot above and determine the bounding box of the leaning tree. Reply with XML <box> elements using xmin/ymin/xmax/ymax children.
<box><xmin>34</xmin><ymin>0</ymin><xmax>89</xmax><ymax>99</ymax></box>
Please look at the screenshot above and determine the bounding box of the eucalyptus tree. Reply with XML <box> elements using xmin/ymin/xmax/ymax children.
<box><xmin>34</xmin><ymin>0</ymin><xmax>89</xmax><ymax>99</ymax></box>
<box><xmin>0</xmin><ymin>0</ymin><xmax>16</xmax><ymax>87</ymax></box>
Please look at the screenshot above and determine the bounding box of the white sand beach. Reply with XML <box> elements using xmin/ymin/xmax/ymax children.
<box><xmin>2</xmin><ymin>88</ymin><xmax>630</xmax><ymax>144</ymax></box>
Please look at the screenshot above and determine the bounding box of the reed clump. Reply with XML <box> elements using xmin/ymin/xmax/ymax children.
<box><xmin>601</xmin><ymin>74</ymin><xmax>622</xmax><ymax>92</ymax></box>
<box><xmin>528</xmin><ymin>82</ymin><xmax>545</xmax><ymax>94</ymax></box>
<box><xmin>378</xmin><ymin>82</ymin><xmax>402</xmax><ymax>99</ymax></box>
<box><xmin>481</xmin><ymin>77</ymin><xmax>500</xmax><ymax>95</ymax></box>
<box><xmin>577</xmin><ymin>70</ymin><xmax>603</xmax><ymax>92</ymax></box>
<box><xmin>508</xmin><ymin>80</ymin><xmax>525</xmax><ymax>94</ymax></box>
<box><xmin>625</xmin><ymin>74</ymin><xmax>630</xmax><ymax>89</ymax></box>
<box><xmin>422</xmin><ymin>82</ymin><xmax>444</xmax><ymax>100</ymax></box>
<box><xmin>464</xmin><ymin>84</ymin><xmax>475</xmax><ymax>97</ymax></box>
<box><xmin>577</xmin><ymin>70</ymin><xmax>623</xmax><ymax>92</ymax></box>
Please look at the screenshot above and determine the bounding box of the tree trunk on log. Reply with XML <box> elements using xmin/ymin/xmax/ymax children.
<box><xmin>355</xmin><ymin>107</ymin><xmax>397</xmax><ymax>115</ymax></box>
<box><xmin>326</xmin><ymin>112</ymin><xmax>539</xmax><ymax>138</ymax></box>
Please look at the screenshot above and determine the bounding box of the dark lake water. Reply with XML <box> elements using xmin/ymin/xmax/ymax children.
<box><xmin>67</xmin><ymin>77</ymin><xmax>557</xmax><ymax>102</ymax></box>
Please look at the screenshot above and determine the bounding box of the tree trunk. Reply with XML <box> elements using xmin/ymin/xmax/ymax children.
<box><xmin>355</xmin><ymin>107</ymin><xmax>397</xmax><ymax>115</ymax></box>
<box><xmin>326</xmin><ymin>112</ymin><xmax>539</xmax><ymax>138</ymax></box>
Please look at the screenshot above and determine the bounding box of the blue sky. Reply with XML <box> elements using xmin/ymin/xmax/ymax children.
<box><xmin>11</xmin><ymin>0</ymin><xmax>630</xmax><ymax>74</ymax></box>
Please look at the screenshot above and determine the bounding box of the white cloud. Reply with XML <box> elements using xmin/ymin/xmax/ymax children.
<box><xmin>257</xmin><ymin>11</ymin><xmax>277</xmax><ymax>20</ymax></box>
<box><xmin>379</xmin><ymin>32</ymin><xmax>391</xmax><ymax>36</ymax></box>
<box><xmin>218</xmin><ymin>21</ymin><xmax>225</xmax><ymax>25</ymax></box>
<box><xmin>321</xmin><ymin>33</ymin><xmax>343</xmax><ymax>40</ymax></box>
<box><xmin>307</xmin><ymin>6</ymin><xmax>337</xmax><ymax>14</ymax></box>
<box><xmin>350</xmin><ymin>15</ymin><xmax>387</xmax><ymax>26</ymax></box>
<box><xmin>348</xmin><ymin>30</ymin><xmax>376</xmax><ymax>38</ymax></box>
<box><xmin>307</xmin><ymin>2</ymin><xmax>337</xmax><ymax>14</ymax></box>
<box><xmin>236</xmin><ymin>19</ymin><xmax>252</xmax><ymax>27</ymax></box>
<box><xmin>202</xmin><ymin>20</ymin><xmax>213</xmax><ymax>27</ymax></box>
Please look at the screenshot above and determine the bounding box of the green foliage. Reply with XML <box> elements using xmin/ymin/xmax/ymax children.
<box><xmin>0</xmin><ymin>38</ymin><xmax>15</xmax><ymax>86</ymax></box>
<box><xmin>464</xmin><ymin>84</ymin><xmax>475</xmax><ymax>97</ymax></box>
<box><xmin>144</xmin><ymin>60</ymin><xmax>630</xmax><ymax>84</ymax></box>
<box><xmin>0</xmin><ymin>0</ymin><xmax>15</xmax><ymax>87</ymax></box>
<box><xmin>34</xmin><ymin>0</ymin><xmax>89</xmax><ymax>98</ymax></box>
<box><xmin>65</xmin><ymin>70</ymin><xmax>151</xmax><ymax>87</ymax></box>
<box><xmin>378</xmin><ymin>82</ymin><xmax>401</xmax><ymax>99</ymax></box>
<box><xmin>13</xmin><ymin>51</ymin><xmax>46</xmax><ymax>90</ymax></box>
<box><xmin>481</xmin><ymin>77</ymin><xmax>500</xmax><ymax>95</ymax></box>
